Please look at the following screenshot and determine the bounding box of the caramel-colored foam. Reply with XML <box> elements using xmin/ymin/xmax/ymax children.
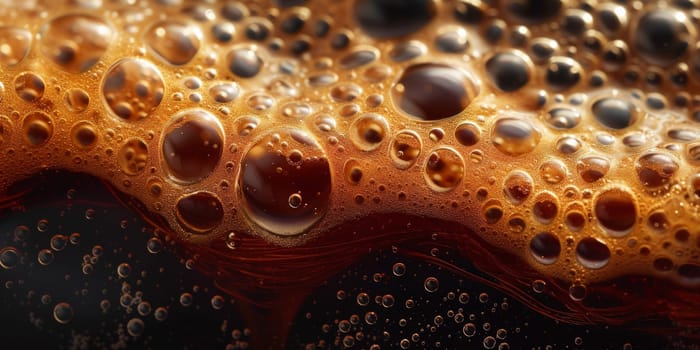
<box><xmin>1</xmin><ymin>0</ymin><xmax>700</xmax><ymax>304</ymax></box>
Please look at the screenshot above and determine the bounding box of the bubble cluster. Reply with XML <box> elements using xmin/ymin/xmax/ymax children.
<box><xmin>1</xmin><ymin>1</ymin><xmax>700</xmax><ymax>344</ymax></box>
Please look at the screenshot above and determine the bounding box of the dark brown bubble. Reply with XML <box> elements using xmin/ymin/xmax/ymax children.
<box><xmin>635</xmin><ymin>153</ymin><xmax>678</xmax><ymax>188</ymax></box>
<box><xmin>565</xmin><ymin>210</ymin><xmax>585</xmax><ymax>232</ymax></box>
<box><xmin>393</xmin><ymin>63</ymin><xmax>477</xmax><ymax>121</ymax></box>
<box><xmin>162</xmin><ymin>109</ymin><xmax>224</xmax><ymax>184</ymax></box>
<box><xmin>532</xmin><ymin>192</ymin><xmax>558</xmax><ymax>224</ymax></box>
<box><xmin>633</xmin><ymin>9</ymin><xmax>693</xmax><ymax>67</ymax></box>
<box><xmin>485</xmin><ymin>51</ymin><xmax>531</xmax><ymax>92</ymax></box>
<box><xmin>591</xmin><ymin>98</ymin><xmax>637</xmax><ymax>130</ymax></box>
<box><xmin>14</xmin><ymin>72</ymin><xmax>45</xmax><ymax>102</ymax></box>
<box><xmin>70</xmin><ymin>121</ymin><xmax>98</xmax><ymax>149</ymax></box>
<box><xmin>576</xmin><ymin>156</ymin><xmax>610</xmax><ymax>183</ymax></box>
<box><xmin>544</xmin><ymin>107</ymin><xmax>580</xmax><ymax>129</ymax></box>
<box><xmin>145</xmin><ymin>19</ymin><xmax>201</xmax><ymax>65</ymax></box>
<box><xmin>349</xmin><ymin>113</ymin><xmax>388</xmax><ymax>151</ymax></box>
<box><xmin>22</xmin><ymin>111</ymin><xmax>53</xmax><ymax>146</ymax></box>
<box><xmin>482</xmin><ymin>200</ymin><xmax>504</xmax><ymax>224</ymax></box>
<box><xmin>529</xmin><ymin>232</ymin><xmax>561</xmax><ymax>265</ymax></box>
<box><xmin>102</xmin><ymin>58</ymin><xmax>164</xmax><ymax>121</ymax></box>
<box><xmin>175</xmin><ymin>192</ymin><xmax>224</xmax><ymax>233</ymax></box>
<box><xmin>240</xmin><ymin>129</ymin><xmax>332</xmax><ymax>236</ymax></box>
<box><xmin>455</xmin><ymin>122</ymin><xmax>480</xmax><ymax>146</ymax></box>
<box><xmin>503</xmin><ymin>170</ymin><xmax>532</xmax><ymax>205</ymax></box>
<box><xmin>344</xmin><ymin>159</ymin><xmax>363</xmax><ymax>184</ymax></box>
<box><xmin>339</xmin><ymin>48</ymin><xmax>378</xmax><ymax>70</ymax></box>
<box><xmin>594</xmin><ymin>189</ymin><xmax>636</xmax><ymax>237</ymax></box>
<box><xmin>576</xmin><ymin>237</ymin><xmax>610</xmax><ymax>269</ymax></box>
<box><xmin>545</xmin><ymin>57</ymin><xmax>582</xmax><ymax>91</ymax></box>
<box><xmin>227</xmin><ymin>47</ymin><xmax>262</xmax><ymax>78</ymax></box>
<box><xmin>653</xmin><ymin>257</ymin><xmax>674</xmax><ymax>272</ymax></box>
<box><xmin>647</xmin><ymin>211</ymin><xmax>670</xmax><ymax>233</ymax></box>
<box><xmin>424</xmin><ymin>147</ymin><xmax>464</xmax><ymax>192</ymax></box>
<box><xmin>353</xmin><ymin>0</ymin><xmax>437</xmax><ymax>39</ymax></box>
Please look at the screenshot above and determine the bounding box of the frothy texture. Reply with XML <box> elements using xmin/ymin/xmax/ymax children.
<box><xmin>1</xmin><ymin>0</ymin><xmax>700</xmax><ymax>316</ymax></box>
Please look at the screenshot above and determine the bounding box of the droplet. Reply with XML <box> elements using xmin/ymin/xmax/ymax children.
<box><xmin>393</xmin><ymin>63</ymin><xmax>478</xmax><ymax>121</ymax></box>
<box><xmin>145</xmin><ymin>20</ymin><xmax>201</xmax><ymax>65</ymax></box>
<box><xmin>102</xmin><ymin>58</ymin><xmax>164</xmax><ymax>121</ymax></box>
<box><xmin>239</xmin><ymin>129</ymin><xmax>331</xmax><ymax>236</ymax></box>
<box><xmin>39</xmin><ymin>14</ymin><xmax>113</xmax><ymax>72</ymax></box>
<box><xmin>175</xmin><ymin>191</ymin><xmax>224</xmax><ymax>233</ymax></box>
<box><xmin>162</xmin><ymin>109</ymin><xmax>224</xmax><ymax>184</ymax></box>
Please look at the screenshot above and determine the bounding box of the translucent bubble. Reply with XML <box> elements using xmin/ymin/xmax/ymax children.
<box><xmin>179</xmin><ymin>292</ymin><xmax>193</xmax><ymax>307</ymax></box>
<box><xmin>393</xmin><ymin>63</ymin><xmax>478</xmax><ymax>121</ymax></box>
<box><xmin>529</xmin><ymin>232</ymin><xmax>561</xmax><ymax>265</ymax></box>
<box><xmin>227</xmin><ymin>47</ymin><xmax>262</xmax><ymax>78</ymax></box>
<box><xmin>0</xmin><ymin>26</ymin><xmax>32</xmax><ymax>66</ymax></box>
<box><xmin>50</xmin><ymin>234</ymin><xmax>68</xmax><ymax>251</ymax></box>
<box><xmin>127</xmin><ymin>318</ymin><xmax>145</xmax><ymax>337</ymax></box>
<box><xmin>424</xmin><ymin>147</ymin><xmax>464</xmax><ymax>192</ymax></box>
<box><xmin>455</xmin><ymin>122</ymin><xmax>480</xmax><ymax>146</ymax></box>
<box><xmin>102</xmin><ymin>58</ymin><xmax>164</xmax><ymax>121</ymax></box>
<box><xmin>389</xmin><ymin>130</ymin><xmax>422</xmax><ymax>170</ymax></box>
<box><xmin>635</xmin><ymin>153</ymin><xmax>678</xmax><ymax>188</ymax></box>
<box><xmin>162</xmin><ymin>109</ymin><xmax>224</xmax><ymax>184</ymax></box>
<box><xmin>576</xmin><ymin>237</ymin><xmax>611</xmax><ymax>269</ymax></box>
<box><xmin>349</xmin><ymin>113</ymin><xmax>389</xmax><ymax>151</ymax></box>
<box><xmin>118</xmin><ymin>138</ymin><xmax>148</xmax><ymax>176</ymax></box>
<box><xmin>211</xmin><ymin>295</ymin><xmax>225</xmax><ymax>310</ymax></box>
<box><xmin>117</xmin><ymin>262</ymin><xmax>132</xmax><ymax>278</ymax></box>
<box><xmin>14</xmin><ymin>72</ymin><xmax>45</xmax><ymax>103</ymax></box>
<box><xmin>591</xmin><ymin>98</ymin><xmax>637</xmax><ymax>130</ymax></box>
<box><xmin>424</xmin><ymin>276</ymin><xmax>439</xmax><ymax>292</ymax></box>
<box><xmin>239</xmin><ymin>129</ymin><xmax>331</xmax><ymax>236</ymax></box>
<box><xmin>392</xmin><ymin>262</ymin><xmax>406</xmax><ymax>277</ymax></box>
<box><xmin>175</xmin><ymin>191</ymin><xmax>224</xmax><ymax>233</ymax></box>
<box><xmin>0</xmin><ymin>246</ymin><xmax>20</xmax><ymax>269</ymax></box>
<box><xmin>145</xmin><ymin>20</ymin><xmax>201</xmax><ymax>65</ymax></box>
<box><xmin>154</xmin><ymin>307</ymin><xmax>168</xmax><ymax>321</ymax></box>
<box><xmin>53</xmin><ymin>302</ymin><xmax>74</xmax><ymax>324</ymax></box>
<box><xmin>594</xmin><ymin>189</ymin><xmax>636</xmax><ymax>237</ymax></box>
<box><xmin>70</xmin><ymin>121</ymin><xmax>98</xmax><ymax>149</ymax></box>
<box><xmin>503</xmin><ymin>170</ymin><xmax>532</xmax><ymax>204</ymax></box>
<box><xmin>37</xmin><ymin>249</ymin><xmax>55</xmax><ymax>265</ymax></box>
<box><xmin>491</xmin><ymin>118</ymin><xmax>541</xmax><ymax>156</ymax></box>
<box><xmin>485</xmin><ymin>51</ymin><xmax>531</xmax><ymax>92</ymax></box>
<box><xmin>632</xmin><ymin>9</ymin><xmax>693</xmax><ymax>67</ymax></box>
<box><xmin>39</xmin><ymin>14</ymin><xmax>113</xmax><ymax>72</ymax></box>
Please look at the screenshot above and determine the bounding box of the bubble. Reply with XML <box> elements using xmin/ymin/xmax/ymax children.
<box><xmin>483</xmin><ymin>200</ymin><xmax>504</xmax><ymax>224</ymax></box>
<box><xmin>22</xmin><ymin>111</ymin><xmax>53</xmax><ymax>146</ymax></box>
<box><xmin>424</xmin><ymin>276</ymin><xmax>439</xmax><ymax>292</ymax></box>
<box><xmin>117</xmin><ymin>262</ymin><xmax>132</xmax><ymax>278</ymax></box>
<box><xmin>556</xmin><ymin>136</ymin><xmax>582</xmax><ymax>154</ymax></box>
<box><xmin>145</xmin><ymin>20</ymin><xmax>201</xmax><ymax>65</ymax></box>
<box><xmin>50</xmin><ymin>234</ymin><xmax>68</xmax><ymax>251</ymax></box>
<box><xmin>504</xmin><ymin>0</ymin><xmax>561</xmax><ymax>23</ymax></box>
<box><xmin>576</xmin><ymin>156</ymin><xmax>610</xmax><ymax>183</ymax></box>
<box><xmin>485</xmin><ymin>51</ymin><xmax>531</xmax><ymax>92</ymax></box>
<box><xmin>544</xmin><ymin>107</ymin><xmax>580</xmax><ymax>129</ymax></box>
<box><xmin>227</xmin><ymin>47</ymin><xmax>262</xmax><ymax>78</ymax></box>
<box><xmin>454</xmin><ymin>122</ymin><xmax>480</xmax><ymax>147</ymax></box>
<box><xmin>463</xmin><ymin>323</ymin><xmax>476</xmax><ymax>337</ymax></box>
<box><xmin>435</xmin><ymin>26</ymin><xmax>469</xmax><ymax>53</ymax></box>
<box><xmin>64</xmin><ymin>89</ymin><xmax>90</xmax><ymax>113</ymax></box>
<box><xmin>127</xmin><ymin>318</ymin><xmax>145</xmax><ymax>337</ymax></box>
<box><xmin>545</xmin><ymin>57</ymin><xmax>581</xmax><ymax>91</ymax></box>
<box><xmin>392</xmin><ymin>262</ymin><xmax>406</xmax><ymax>277</ymax></box>
<box><xmin>389</xmin><ymin>40</ymin><xmax>426</xmax><ymax>62</ymax></box>
<box><xmin>424</xmin><ymin>147</ymin><xmax>464</xmax><ymax>192</ymax></box>
<box><xmin>565</xmin><ymin>209</ymin><xmax>586</xmax><ymax>232</ymax></box>
<box><xmin>239</xmin><ymin>129</ymin><xmax>331</xmax><ymax>236</ymax></box>
<box><xmin>175</xmin><ymin>191</ymin><xmax>224</xmax><ymax>233</ymax></box>
<box><xmin>154</xmin><ymin>307</ymin><xmax>168</xmax><ymax>321</ymax></box>
<box><xmin>597</xmin><ymin>3</ymin><xmax>627</xmax><ymax>35</ymax></box>
<box><xmin>118</xmin><ymin>138</ymin><xmax>148</xmax><ymax>176</ymax></box>
<box><xmin>393</xmin><ymin>63</ymin><xmax>478</xmax><ymax>121</ymax></box>
<box><xmin>37</xmin><ymin>249</ymin><xmax>55</xmax><ymax>265</ymax></box>
<box><xmin>503</xmin><ymin>170</ymin><xmax>532</xmax><ymax>205</ymax></box>
<box><xmin>102</xmin><ymin>58</ymin><xmax>164</xmax><ymax>121</ymax></box>
<box><xmin>162</xmin><ymin>109</ymin><xmax>224</xmax><ymax>184</ymax></box>
<box><xmin>39</xmin><ymin>14</ymin><xmax>113</xmax><ymax>72</ymax></box>
<box><xmin>339</xmin><ymin>47</ymin><xmax>379</xmax><ymax>70</ymax></box>
<box><xmin>0</xmin><ymin>246</ymin><xmax>20</xmax><ymax>269</ymax></box>
<box><xmin>389</xmin><ymin>130</ymin><xmax>422</xmax><ymax>170</ymax></box>
<box><xmin>353</xmin><ymin>0</ymin><xmax>437</xmax><ymax>39</ymax></box>
<box><xmin>0</xmin><ymin>26</ymin><xmax>31</xmax><ymax>66</ymax></box>
<box><xmin>349</xmin><ymin>113</ymin><xmax>388</xmax><ymax>151</ymax></box>
<box><xmin>53</xmin><ymin>302</ymin><xmax>74</xmax><ymax>324</ymax></box>
<box><xmin>529</xmin><ymin>232</ymin><xmax>560</xmax><ymax>265</ymax></box>
<box><xmin>632</xmin><ymin>9</ymin><xmax>693</xmax><ymax>67</ymax></box>
<box><xmin>591</xmin><ymin>98</ymin><xmax>637</xmax><ymax>130</ymax></box>
<box><xmin>653</xmin><ymin>257</ymin><xmax>674</xmax><ymax>272</ymax></box>
<box><xmin>576</xmin><ymin>237</ymin><xmax>611</xmax><ymax>269</ymax></box>
<box><xmin>14</xmin><ymin>72</ymin><xmax>45</xmax><ymax>102</ymax></box>
<box><xmin>381</xmin><ymin>294</ymin><xmax>395</xmax><ymax>308</ymax></box>
<box><xmin>70</xmin><ymin>121</ymin><xmax>98</xmax><ymax>149</ymax></box>
<box><xmin>635</xmin><ymin>153</ymin><xmax>678</xmax><ymax>188</ymax></box>
<box><xmin>532</xmin><ymin>192</ymin><xmax>558</xmax><ymax>224</ymax></box>
<box><xmin>209</xmin><ymin>82</ymin><xmax>240</xmax><ymax>103</ymax></box>
<box><xmin>137</xmin><ymin>302</ymin><xmax>152</xmax><ymax>316</ymax></box>
<box><xmin>491</xmin><ymin>118</ymin><xmax>541</xmax><ymax>156</ymax></box>
<box><xmin>594</xmin><ymin>189</ymin><xmax>636</xmax><ymax>237</ymax></box>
